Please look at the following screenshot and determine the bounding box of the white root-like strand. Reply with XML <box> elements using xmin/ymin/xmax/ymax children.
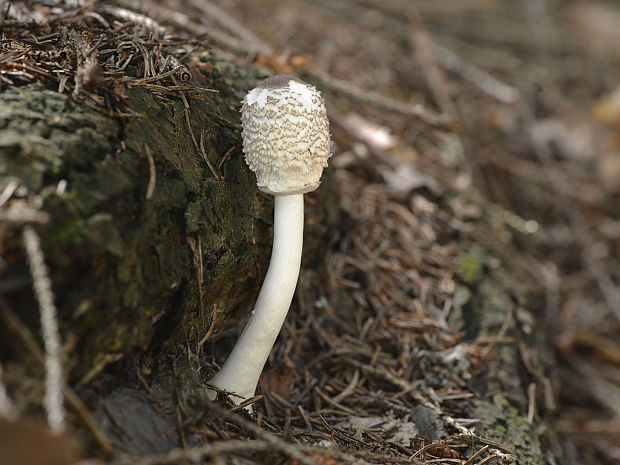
<box><xmin>23</xmin><ymin>226</ymin><xmax>65</xmax><ymax>433</ymax></box>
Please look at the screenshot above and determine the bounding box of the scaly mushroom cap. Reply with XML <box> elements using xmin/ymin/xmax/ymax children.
<box><xmin>241</xmin><ymin>74</ymin><xmax>331</xmax><ymax>195</ymax></box>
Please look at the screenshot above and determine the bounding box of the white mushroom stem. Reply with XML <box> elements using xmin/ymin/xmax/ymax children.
<box><xmin>209</xmin><ymin>194</ymin><xmax>304</xmax><ymax>401</ymax></box>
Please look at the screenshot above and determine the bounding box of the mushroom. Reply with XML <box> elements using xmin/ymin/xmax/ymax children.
<box><xmin>208</xmin><ymin>74</ymin><xmax>331</xmax><ymax>406</ymax></box>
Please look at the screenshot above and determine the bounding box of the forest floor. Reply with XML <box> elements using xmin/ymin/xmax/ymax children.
<box><xmin>158</xmin><ymin>0</ymin><xmax>620</xmax><ymax>463</ymax></box>
<box><xmin>2</xmin><ymin>1</ymin><xmax>620</xmax><ymax>465</ymax></box>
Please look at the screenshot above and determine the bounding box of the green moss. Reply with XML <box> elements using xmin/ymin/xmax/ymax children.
<box><xmin>53</xmin><ymin>218</ymin><xmax>86</xmax><ymax>248</ymax></box>
<box><xmin>474</xmin><ymin>395</ymin><xmax>546</xmax><ymax>465</ymax></box>
<box><xmin>455</xmin><ymin>252</ymin><xmax>485</xmax><ymax>286</ymax></box>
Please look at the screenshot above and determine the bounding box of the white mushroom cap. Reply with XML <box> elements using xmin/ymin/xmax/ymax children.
<box><xmin>241</xmin><ymin>74</ymin><xmax>331</xmax><ymax>195</ymax></box>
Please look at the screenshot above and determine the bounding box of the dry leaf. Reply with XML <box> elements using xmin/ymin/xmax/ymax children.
<box><xmin>260</xmin><ymin>360</ymin><xmax>295</xmax><ymax>402</ymax></box>
<box><xmin>0</xmin><ymin>418</ymin><xmax>83</xmax><ymax>465</ymax></box>
<box><xmin>290</xmin><ymin>452</ymin><xmax>342</xmax><ymax>465</ymax></box>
